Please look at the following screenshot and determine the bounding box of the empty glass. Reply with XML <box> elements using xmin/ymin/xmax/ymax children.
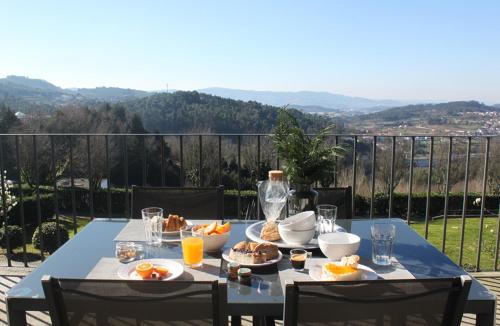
<box><xmin>371</xmin><ymin>222</ymin><xmax>396</xmax><ymax>266</ymax></box>
<box><xmin>316</xmin><ymin>204</ymin><xmax>337</xmax><ymax>234</ymax></box>
<box><xmin>141</xmin><ymin>207</ymin><xmax>163</xmax><ymax>246</ymax></box>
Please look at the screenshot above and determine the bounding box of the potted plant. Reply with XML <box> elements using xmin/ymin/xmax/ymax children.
<box><xmin>272</xmin><ymin>108</ymin><xmax>344</xmax><ymax>212</ymax></box>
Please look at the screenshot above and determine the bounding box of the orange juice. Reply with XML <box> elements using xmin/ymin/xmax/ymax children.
<box><xmin>181</xmin><ymin>236</ymin><xmax>203</xmax><ymax>267</ymax></box>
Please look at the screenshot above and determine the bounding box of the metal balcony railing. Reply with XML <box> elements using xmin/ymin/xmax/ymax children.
<box><xmin>0</xmin><ymin>133</ymin><xmax>498</xmax><ymax>272</ymax></box>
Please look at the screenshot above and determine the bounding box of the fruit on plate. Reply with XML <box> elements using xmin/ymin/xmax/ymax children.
<box><xmin>154</xmin><ymin>266</ymin><xmax>169</xmax><ymax>277</ymax></box>
<box><xmin>135</xmin><ymin>262</ymin><xmax>154</xmax><ymax>279</ymax></box>
<box><xmin>193</xmin><ymin>222</ymin><xmax>231</xmax><ymax>235</ymax></box>
<box><xmin>228</xmin><ymin>241</ymin><xmax>279</xmax><ymax>264</ymax></box>
<box><xmin>163</xmin><ymin>214</ymin><xmax>188</xmax><ymax>232</ymax></box>
<box><xmin>321</xmin><ymin>255</ymin><xmax>361</xmax><ymax>281</ymax></box>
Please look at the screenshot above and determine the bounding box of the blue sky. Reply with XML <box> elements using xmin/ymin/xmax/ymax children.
<box><xmin>1</xmin><ymin>1</ymin><xmax>499</xmax><ymax>102</ymax></box>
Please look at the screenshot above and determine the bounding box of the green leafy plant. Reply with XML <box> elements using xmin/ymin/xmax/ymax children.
<box><xmin>272</xmin><ymin>108</ymin><xmax>345</xmax><ymax>185</ymax></box>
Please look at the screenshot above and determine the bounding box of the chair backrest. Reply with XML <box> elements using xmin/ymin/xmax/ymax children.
<box><xmin>284</xmin><ymin>276</ymin><xmax>471</xmax><ymax>326</ymax></box>
<box><xmin>315</xmin><ymin>186</ymin><xmax>352</xmax><ymax>219</ymax></box>
<box><xmin>131</xmin><ymin>186</ymin><xmax>224</xmax><ymax>219</ymax></box>
<box><xmin>42</xmin><ymin>275</ymin><xmax>227</xmax><ymax>326</ymax></box>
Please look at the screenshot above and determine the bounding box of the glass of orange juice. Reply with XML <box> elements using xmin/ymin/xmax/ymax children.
<box><xmin>180</xmin><ymin>227</ymin><xmax>204</xmax><ymax>268</ymax></box>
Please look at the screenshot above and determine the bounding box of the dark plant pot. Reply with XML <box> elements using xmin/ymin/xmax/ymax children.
<box><xmin>288</xmin><ymin>183</ymin><xmax>318</xmax><ymax>215</ymax></box>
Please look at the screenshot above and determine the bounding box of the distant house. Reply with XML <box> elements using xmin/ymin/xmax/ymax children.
<box><xmin>15</xmin><ymin>111</ymin><xmax>27</xmax><ymax>119</ymax></box>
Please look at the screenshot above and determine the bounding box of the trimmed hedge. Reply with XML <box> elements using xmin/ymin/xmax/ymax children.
<box><xmin>4</xmin><ymin>186</ymin><xmax>500</xmax><ymax>221</ymax></box>
<box><xmin>32</xmin><ymin>222</ymin><xmax>69</xmax><ymax>254</ymax></box>
<box><xmin>6</xmin><ymin>194</ymin><xmax>55</xmax><ymax>226</ymax></box>
<box><xmin>0</xmin><ymin>225</ymin><xmax>24</xmax><ymax>253</ymax></box>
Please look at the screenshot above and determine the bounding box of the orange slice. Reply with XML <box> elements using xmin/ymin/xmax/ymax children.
<box><xmin>135</xmin><ymin>262</ymin><xmax>154</xmax><ymax>279</ymax></box>
<box><xmin>154</xmin><ymin>266</ymin><xmax>169</xmax><ymax>277</ymax></box>
<box><xmin>204</xmin><ymin>221</ymin><xmax>218</xmax><ymax>235</ymax></box>
<box><xmin>215</xmin><ymin>222</ymin><xmax>231</xmax><ymax>234</ymax></box>
<box><xmin>324</xmin><ymin>263</ymin><xmax>357</xmax><ymax>275</ymax></box>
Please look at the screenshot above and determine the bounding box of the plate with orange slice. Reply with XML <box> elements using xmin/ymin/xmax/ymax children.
<box><xmin>117</xmin><ymin>259</ymin><xmax>184</xmax><ymax>281</ymax></box>
<box><xmin>308</xmin><ymin>261</ymin><xmax>378</xmax><ymax>282</ymax></box>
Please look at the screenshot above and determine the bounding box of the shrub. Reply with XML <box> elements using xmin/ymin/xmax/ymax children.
<box><xmin>6</xmin><ymin>194</ymin><xmax>55</xmax><ymax>226</ymax></box>
<box><xmin>0</xmin><ymin>225</ymin><xmax>24</xmax><ymax>252</ymax></box>
<box><xmin>32</xmin><ymin>222</ymin><xmax>69</xmax><ymax>254</ymax></box>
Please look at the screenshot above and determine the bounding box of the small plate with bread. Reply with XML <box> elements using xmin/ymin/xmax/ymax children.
<box><xmin>308</xmin><ymin>255</ymin><xmax>378</xmax><ymax>282</ymax></box>
<box><xmin>162</xmin><ymin>214</ymin><xmax>193</xmax><ymax>237</ymax></box>
<box><xmin>222</xmin><ymin>241</ymin><xmax>282</xmax><ymax>266</ymax></box>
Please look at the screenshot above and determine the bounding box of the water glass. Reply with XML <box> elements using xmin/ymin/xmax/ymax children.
<box><xmin>371</xmin><ymin>222</ymin><xmax>396</xmax><ymax>266</ymax></box>
<box><xmin>181</xmin><ymin>227</ymin><xmax>204</xmax><ymax>268</ymax></box>
<box><xmin>316</xmin><ymin>204</ymin><xmax>337</xmax><ymax>234</ymax></box>
<box><xmin>141</xmin><ymin>207</ymin><xmax>163</xmax><ymax>246</ymax></box>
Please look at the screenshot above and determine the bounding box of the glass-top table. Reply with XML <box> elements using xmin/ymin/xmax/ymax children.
<box><xmin>6</xmin><ymin>218</ymin><xmax>496</xmax><ymax>326</ymax></box>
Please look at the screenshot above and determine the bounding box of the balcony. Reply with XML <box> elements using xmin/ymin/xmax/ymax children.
<box><xmin>0</xmin><ymin>133</ymin><xmax>499</xmax><ymax>325</ymax></box>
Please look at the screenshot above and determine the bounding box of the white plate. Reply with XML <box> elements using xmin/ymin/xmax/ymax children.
<box><xmin>117</xmin><ymin>259</ymin><xmax>184</xmax><ymax>281</ymax></box>
<box><xmin>245</xmin><ymin>221</ymin><xmax>346</xmax><ymax>249</ymax></box>
<box><xmin>162</xmin><ymin>220</ymin><xmax>194</xmax><ymax>237</ymax></box>
<box><xmin>222</xmin><ymin>248</ymin><xmax>283</xmax><ymax>267</ymax></box>
<box><xmin>308</xmin><ymin>262</ymin><xmax>378</xmax><ymax>281</ymax></box>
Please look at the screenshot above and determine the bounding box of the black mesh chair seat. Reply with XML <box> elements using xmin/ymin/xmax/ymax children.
<box><xmin>284</xmin><ymin>276</ymin><xmax>471</xmax><ymax>326</ymax></box>
<box><xmin>42</xmin><ymin>275</ymin><xmax>227</xmax><ymax>326</ymax></box>
<box><xmin>315</xmin><ymin>186</ymin><xmax>353</xmax><ymax>219</ymax></box>
<box><xmin>131</xmin><ymin>186</ymin><xmax>224</xmax><ymax>219</ymax></box>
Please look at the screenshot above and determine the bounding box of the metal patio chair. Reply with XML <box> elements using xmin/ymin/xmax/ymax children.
<box><xmin>315</xmin><ymin>186</ymin><xmax>353</xmax><ymax>219</ymax></box>
<box><xmin>42</xmin><ymin>275</ymin><xmax>227</xmax><ymax>326</ymax></box>
<box><xmin>283</xmin><ymin>276</ymin><xmax>471</xmax><ymax>326</ymax></box>
<box><xmin>130</xmin><ymin>185</ymin><xmax>224</xmax><ymax>219</ymax></box>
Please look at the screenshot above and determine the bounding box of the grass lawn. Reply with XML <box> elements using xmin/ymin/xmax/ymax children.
<box><xmin>5</xmin><ymin>215</ymin><xmax>91</xmax><ymax>263</ymax></box>
<box><xmin>410</xmin><ymin>216</ymin><xmax>499</xmax><ymax>271</ymax></box>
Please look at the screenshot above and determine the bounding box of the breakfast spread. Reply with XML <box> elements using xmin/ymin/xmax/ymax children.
<box><xmin>192</xmin><ymin>221</ymin><xmax>231</xmax><ymax>235</ymax></box>
<box><xmin>321</xmin><ymin>255</ymin><xmax>361</xmax><ymax>281</ymax></box>
<box><xmin>229</xmin><ymin>241</ymin><xmax>279</xmax><ymax>264</ymax></box>
<box><xmin>163</xmin><ymin>214</ymin><xmax>188</xmax><ymax>232</ymax></box>
<box><xmin>134</xmin><ymin>262</ymin><xmax>169</xmax><ymax>280</ymax></box>
<box><xmin>260</xmin><ymin>221</ymin><xmax>281</xmax><ymax>241</ymax></box>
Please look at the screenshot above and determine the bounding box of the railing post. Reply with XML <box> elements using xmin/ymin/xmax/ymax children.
<box><xmin>105</xmin><ymin>136</ymin><xmax>112</xmax><ymax>217</ymax></box>
<box><xmin>123</xmin><ymin>136</ymin><xmax>129</xmax><ymax>217</ymax></box>
<box><xmin>459</xmin><ymin>137</ymin><xmax>471</xmax><ymax>266</ymax></box>
<box><xmin>50</xmin><ymin>136</ymin><xmax>61</xmax><ymax>247</ymax></box>
<box><xmin>476</xmin><ymin>137</ymin><xmax>490</xmax><ymax>271</ymax></box>
<box><xmin>218</xmin><ymin>135</ymin><xmax>222</xmax><ymax>186</ymax></box>
<box><xmin>15</xmin><ymin>136</ymin><xmax>28</xmax><ymax>266</ymax></box>
<box><xmin>334</xmin><ymin>136</ymin><xmax>339</xmax><ymax>187</ymax></box>
<box><xmin>179</xmin><ymin>135</ymin><xmax>184</xmax><ymax>187</ymax></box>
<box><xmin>160</xmin><ymin>136</ymin><xmax>165</xmax><ymax>187</ymax></box>
<box><xmin>0</xmin><ymin>136</ymin><xmax>12</xmax><ymax>266</ymax></box>
<box><xmin>424</xmin><ymin>137</ymin><xmax>434</xmax><ymax>239</ymax></box>
<box><xmin>86</xmin><ymin>135</ymin><xmax>94</xmax><ymax>219</ymax></box>
<box><xmin>351</xmin><ymin>136</ymin><xmax>357</xmax><ymax>218</ymax></box>
<box><xmin>69</xmin><ymin>135</ymin><xmax>76</xmax><ymax>235</ymax></box>
<box><xmin>388</xmin><ymin>136</ymin><xmax>396</xmax><ymax>218</ymax></box>
<box><xmin>406</xmin><ymin>136</ymin><xmax>415</xmax><ymax>224</ymax></box>
<box><xmin>33</xmin><ymin>135</ymin><xmax>44</xmax><ymax>260</ymax></box>
<box><xmin>370</xmin><ymin>136</ymin><xmax>377</xmax><ymax>219</ymax></box>
<box><xmin>142</xmin><ymin>135</ymin><xmax>147</xmax><ymax>187</ymax></box>
<box><xmin>257</xmin><ymin>135</ymin><xmax>261</xmax><ymax>220</ymax></box>
<box><xmin>441</xmin><ymin>137</ymin><xmax>453</xmax><ymax>253</ymax></box>
<box><xmin>199</xmin><ymin>135</ymin><xmax>203</xmax><ymax>187</ymax></box>
<box><xmin>237</xmin><ymin>135</ymin><xmax>241</xmax><ymax>219</ymax></box>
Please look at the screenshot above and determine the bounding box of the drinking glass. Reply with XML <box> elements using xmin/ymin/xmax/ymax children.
<box><xmin>316</xmin><ymin>204</ymin><xmax>337</xmax><ymax>234</ymax></box>
<box><xmin>181</xmin><ymin>227</ymin><xmax>204</xmax><ymax>268</ymax></box>
<box><xmin>141</xmin><ymin>207</ymin><xmax>163</xmax><ymax>246</ymax></box>
<box><xmin>115</xmin><ymin>242</ymin><xmax>144</xmax><ymax>263</ymax></box>
<box><xmin>371</xmin><ymin>222</ymin><xmax>396</xmax><ymax>266</ymax></box>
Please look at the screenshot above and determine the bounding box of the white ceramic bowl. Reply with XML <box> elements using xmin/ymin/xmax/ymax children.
<box><xmin>280</xmin><ymin>211</ymin><xmax>316</xmax><ymax>230</ymax></box>
<box><xmin>278</xmin><ymin>224</ymin><xmax>315</xmax><ymax>245</ymax></box>
<box><xmin>318</xmin><ymin>232</ymin><xmax>361</xmax><ymax>260</ymax></box>
<box><xmin>200</xmin><ymin>231</ymin><xmax>230</xmax><ymax>252</ymax></box>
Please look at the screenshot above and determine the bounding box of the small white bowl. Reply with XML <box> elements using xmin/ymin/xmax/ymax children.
<box><xmin>318</xmin><ymin>232</ymin><xmax>361</xmax><ymax>260</ymax></box>
<box><xmin>278</xmin><ymin>224</ymin><xmax>315</xmax><ymax>245</ymax></box>
<box><xmin>280</xmin><ymin>211</ymin><xmax>316</xmax><ymax>230</ymax></box>
<box><xmin>200</xmin><ymin>231</ymin><xmax>230</xmax><ymax>252</ymax></box>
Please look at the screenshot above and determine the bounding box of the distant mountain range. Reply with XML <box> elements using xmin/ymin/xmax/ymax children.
<box><xmin>198</xmin><ymin>87</ymin><xmax>412</xmax><ymax>112</ymax></box>
<box><xmin>0</xmin><ymin>76</ymin><xmax>150</xmax><ymax>111</ymax></box>
<box><xmin>359</xmin><ymin>101</ymin><xmax>500</xmax><ymax>122</ymax></box>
